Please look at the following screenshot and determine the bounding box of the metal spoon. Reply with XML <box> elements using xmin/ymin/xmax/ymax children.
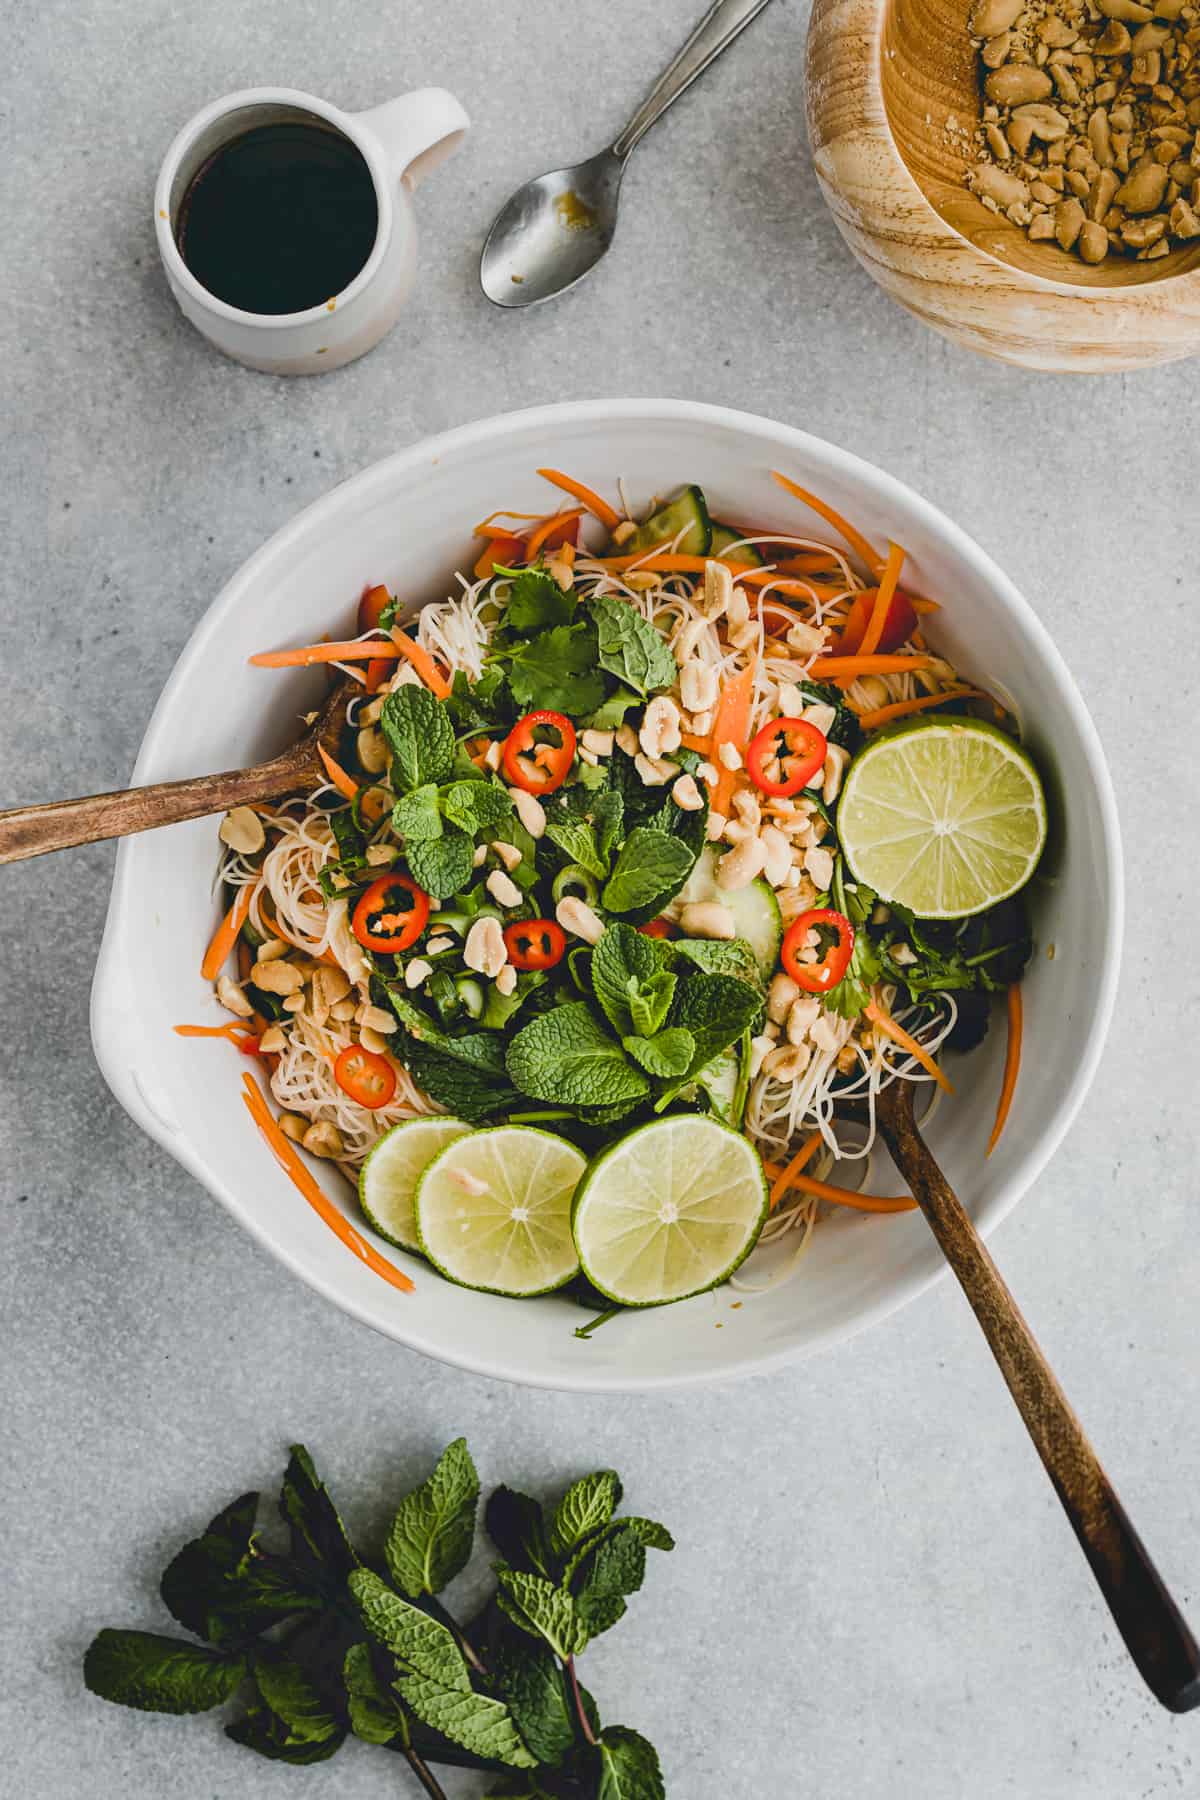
<box><xmin>866</xmin><ymin>1079</ymin><xmax>1200</xmax><ymax>1713</ymax></box>
<box><xmin>480</xmin><ymin>0</ymin><xmax>775</xmax><ymax>308</ymax></box>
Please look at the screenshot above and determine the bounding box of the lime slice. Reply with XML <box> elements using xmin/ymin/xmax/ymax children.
<box><xmin>837</xmin><ymin>717</ymin><xmax>1047</xmax><ymax>920</ymax></box>
<box><xmin>359</xmin><ymin>1117</ymin><xmax>473</xmax><ymax>1252</ymax></box>
<box><xmin>571</xmin><ymin>1117</ymin><xmax>767</xmax><ymax>1307</ymax></box>
<box><xmin>415</xmin><ymin>1127</ymin><xmax>585</xmax><ymax>1296</ymax></box>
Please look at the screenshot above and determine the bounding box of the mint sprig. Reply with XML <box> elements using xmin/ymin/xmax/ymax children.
<box><xmin>83</xmin><ymin>1440</ymin><xmax>672</xmax><ymax>1799</ymax></box>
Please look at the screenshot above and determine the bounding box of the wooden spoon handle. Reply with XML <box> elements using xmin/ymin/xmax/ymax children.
<box><xmin>0</xmin><ymin>753</ymin><xmax>311</xmax><ymax>865</ymax></box>
<box><xmin>878</xmin><ymin>1102</ymin><xmax>1200</xmax><ymax>1713</ymax></box>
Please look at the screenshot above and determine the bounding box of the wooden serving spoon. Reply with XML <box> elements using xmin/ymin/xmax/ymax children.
<box><xmin>0</xmin><ymin>683</ymin><xmax>354</xmax><ymax>865</ymax></box>
<box><xmin>869</xmin><ymin>1078</ymin><xmax>1200</xmax><ymax>1713</ymax></box>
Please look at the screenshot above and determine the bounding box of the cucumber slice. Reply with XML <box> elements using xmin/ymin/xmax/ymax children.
<box><xmin>709</xmin><ymin>525</ymin><xmax>763</xmax><ymax>566</ymax></box>
<box><xmin>623</xmin><ymin>485</ymin><xmax>712</xmax><ymax>557</ymax></box>
<box><xmin>670</xmin><ymin>847</ymin><xmax>783</xmax><ymax>978</ymax></box>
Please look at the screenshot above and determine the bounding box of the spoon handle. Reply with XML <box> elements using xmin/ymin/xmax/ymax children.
<box><xmin>0</xmin><ymin>750</ymin><xmax>311</xmax><ymax>864</ymax></box>
<box><xmin>612</xmin><ymin>0</ymin><xmax>775</xmax><ymax>159</ymax></box>
<box><xmin>877</xmin><ymin>1099</ymin><xmax>1200</xmax><ymax>1713</ymax></box>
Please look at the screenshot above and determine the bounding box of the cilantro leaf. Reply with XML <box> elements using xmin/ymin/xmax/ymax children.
<box><xmin>83</xmin><ymin>1630</ymin><xmax>246</xmax><ymax>1715</ymax></box>
<box><xmin>380</xmin><ymin>686</ymin><xmax>455</xmax><ymax>791</ymax></box>
<box><xmin>278</xmin><ymin>1445</ymin><xmax>358</xmax><ymax>1585</ymax></box>
<box><xmin>624</xmin><ymin>1028</ymin><xmax>695</xmax><ymax>1078</ymax></box>
<box><xmin>585</xmin><ymin>688</ymin><xmax>642</xmax><ymax>730</ymax></box>
<box><xmin>441</xmin><ymin>779</ymin><xmax>514</xmax><ymax>838</ymax></box>
<box><xmin>504</xmin><ymin>567</ymin><xmax>577</xmax><ymax>633</ymax></box>
<box><xmin>506</xmin><ymin>1003</ymin><xmax>650</xmax><ymax>1110</ymax></box>
<box><xmin>506</xmin><ymin>624</ymin><xmax>607</xmax><ymax>717</ymax></box>
<box><xmin>495</xmin><ymin>1568</ymin><xmax>589</xmax><ymax>1660</ymax></box>
<box><xmin>588</xmin><ymin>596</ymin><xmax>676</xmax><ymax>696</ymax></box>
<box><xmin>550</xmin><ymin>1470</ymin><xmax>623</xmax><ymax>1556</ymax></box>
<box><xmin>391</xmin><ymin>783</ymin><xmax>443</xmax><ymax>842</ymax></box>
<box><xmin>597</xmin><ymin>1725</ymin><xmax>666</xmax><ymax>1799</ymax></box>
<box><xmin>385</xmin><ymin>1437</ymin><xmax>480</xmax><ymax>1599</ymax></box>
<box><xmin>602</xmin><ymin>828</ymin><xmax>696</xmax><ymax>917</ymax></box>
<box><xmin>343</xmin><ymin>1643</ymin><xmax>404</xmax><ymax>1745</ymax></box>
<box><xmin>406</xmin><ymin>826</ymin><xmax>476</xmax><ymax>900</ymax></box>
<box><xmin>485</xmin><ymin>1485</ymin><xmax>553</xmax><ymax>1578</ymax></box>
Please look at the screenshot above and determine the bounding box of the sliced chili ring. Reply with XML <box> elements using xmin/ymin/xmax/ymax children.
<box><xmin>746</xmin><ymin>716</ymin><xmax>828</xmax><ymax>798</ymax></box>
<box><xmin>501</xmin><ymin>710</ymin><xmax>577</xmax><ymax>796</ymax></box>
<box><xmin>358</xmin><ymin>582</ymin><xmax>392</xmax><ymax>634</ymax></box>
<box><xmin>503</xmin><ymin>918</ymin><xmax>567</xmax><ymax>971</ymax></box>
<box><xmin>838</xmin><ymin>586</ymin><xmax>918</xmax><ymax>657</ymax></box>
<box><xmin>637</xmin><ymin>917</ymin><xmax>677</xmax><ymax>939</ymax></box>
<box><xmin>351</xmin><ymin>873</ymin><xmax>430</xmax><ymax>954</ymax></box>
<box><xmin>781</xmin><ymin>908</ymin><xmax>855</xmax><ymax>995</ymax></box>
<box><xmin>334</xmin><ymin>1043</ymin><xmax>397</xmax><ymax>1110</ymax></box>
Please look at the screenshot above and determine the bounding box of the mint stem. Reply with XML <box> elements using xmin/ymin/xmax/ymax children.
<box><xmin>426</xmin><ymin>1594</ymin><xmax>488</xmax><ymax>1677</ymax></box>
<box><xmin>566</xmin><ymin>1655</ymin><xmax>597</xmax><ymax>1746</ymax></box>
<box><xmin>400</xmin><ymin>1743</ymin><xmax>450</xmax><ymax>1799</ymax></box>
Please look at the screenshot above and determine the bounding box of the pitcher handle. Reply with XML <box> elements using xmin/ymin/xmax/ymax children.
<box><xmin>353</xmin><ymin>87</ymin><xmax>469</xmax><ymax>190</ymax></box>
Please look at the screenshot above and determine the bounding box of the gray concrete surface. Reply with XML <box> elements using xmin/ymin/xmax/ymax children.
<box><xmin>2</xmin><ymin>2</ymin><xmax>1198</xmax><ymax>1795</ymax></box>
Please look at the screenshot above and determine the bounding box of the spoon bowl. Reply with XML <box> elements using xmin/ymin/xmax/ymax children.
<box><xmin>480</xmin><ymin>151</ymin><xmax>623</xmax><ymax>308</ymax></box>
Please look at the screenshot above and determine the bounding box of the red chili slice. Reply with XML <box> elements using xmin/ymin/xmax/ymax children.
<box><xmin>503</xmin><ymin>919</ymin><xmax>567</xmax><ymax>971</ymax></box>
<box><xmin>746</xmin><ymin>716</ymin><xmax>828</xmax><ymax>798</ymax></box>
<box><xmin>637</xmin><ymin>918</ymin><xmax>677</xmax><ymax>939</ymax></box>
<box><xmin>351</xmin><ymin>873</ymin><xmax>430</xmax><ymax>954</ymax></box>
<box><xmin>334</xmin><ymin>1043</ymin><xmax>397</xmax><ymax>1110</ymax></box>
<box><xmin>358</xmin><ymin>583</ymin><xmax>392</xmax><ymax>634</ymax></box>
<box><xmin>838</xmin><ymin>586</ymin><xmax>918</xmax><ymax>657</ymax></box>
<box><xmin>781</xmin><ymin>908</ymin><xmax>855</xmax><ymax>995</ymax></box>
<box><xmin>501</xmin><ymin>710</ymin><xmax>577</xmax><ymax>796</ymax></box>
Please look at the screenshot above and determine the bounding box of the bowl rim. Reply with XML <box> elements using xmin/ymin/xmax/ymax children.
<box><xmin>91</xmin><ymin>398</ymin><xmax>1124</xmax><ymax>1392</ymax></box>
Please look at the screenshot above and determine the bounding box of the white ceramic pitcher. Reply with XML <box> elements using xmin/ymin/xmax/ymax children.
<box><xmin>154</xmin><ymin>85</ymin><xmax>469</xmax><ymax>375</ymax></box>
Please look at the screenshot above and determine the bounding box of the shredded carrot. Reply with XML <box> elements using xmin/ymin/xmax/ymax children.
<box><xmin>175</xmin><ymin>1021</ymin><xmax>259</xmax><ymax>1049</ymax></box>
<box><xmin>524</xmin><ymin>507</ymin><xmax>584</xmax><ymax>560</ymax></box>
<box><xmin>472</xmin><ymin>509</ymin><xmax>544</xmax><ymax>535</ymax></box>
<box><xmin>807</xmin><ymin>653</ymin><xmax>933</xmax><ymax>680</ymax></box>
<box><xmin>769</xmin><ymin>1131</ymin><xmax>823</xmax><ymax>1210</ymax></box>
<box><xmin>771</xmin><ymin>472</ymin><xmax>884</xmax><ymax>578</ymax></box>
<box><xmin>474</xmin><ymin>533</ymin><xmax>526</xmax><ymax>580</ymax></box>
<box><xmin>709</xmin><ymin>663</ymin><xmax>757</xmax><ymax>815</ymax></box>
<box><xmin>855</xmin><ymin>688</ymin><xmax>986</xmax><ymax>731</ymax></box>
<box><xmin>785</xmin><ymin>1171</ymin><xmax>918</xmax><ymax>1214</ymax></box>
<box><xmin>536</xmin><ymin>468</ymin><xmax>620</xmax><ymax>532</ymax></box>
<box><xmin>317</xmin><ymin>744</ymin><xmax>359</xmax><ymax>801</ymax></box>
<box><xmin>249</xmin><ymin>639</ymin><xmax>400</xmax><ymax>669</ymax></box>
<box><xmin>987</xmin><ymin>984</ymin><xmax>1023</xmax><ymax>1156</ymax></box>
<box><xmin>241</xmin><ymin>1073</ymin><xmax>414</xmax><ymax>1293</ymax></box>
<box><xmin>389</xmin><ymin>627</ymin><xmax>452</xmax><ymax>699</ymax></box>
<box><xmin>857</xmin><ymin>542</ymin><xmax>906</xmax><ymax>660</ymax></box>
<box><xmin>679</xmin><ymin>732</ymin><xmax>711</xmax><ymax>755</ymax></box>
<box><xmin>201</xmin><ymin>886</ymin><xmax>252</xmax><ymax>981</ymax></box>
<box><xmin>865</xmin><ymin>997</ymin><xmax>954</xmax><ymax>1094</ymax></box>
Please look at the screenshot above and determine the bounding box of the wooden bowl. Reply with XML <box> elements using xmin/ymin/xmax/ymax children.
<box><xmin>806</xmin><ymin>0</ymin><xmax>1200</xmax><ymax>370</ymax></box>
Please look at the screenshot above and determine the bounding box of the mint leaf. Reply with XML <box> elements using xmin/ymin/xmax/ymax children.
<box><xmin>588</xmin><ymin>596</ymin><xmax>676</xmax><ymax>696</ymax></box>
<box><xmin>550</xmin><ymin>1470</ymin><xmax>622</xmax><ymax>1555</ymax></box>
<box><xmin>544</xmin><ymin>813</ymin><xmax>608</xmax><ymax>879</ymax></box>
<box><xmin>506</xmin><ymin>624</ymin><xmax>606</xmax><ymax>717</ymax></box>
<box><xmin>254</xmin><ymin>1653</ymin><xmax>340</xmax><ymax>1745</ymax></box>
<box><xmin>495</xmin><ymin>1568</ymin><xmax>588</xmax><ymax>1659</ymax></box>
<box><xmin>278</xmin><ymin>1445</ymin><xmax>358</xmax><ymax>1584</ymax></box>
<box><xmin>486</xmin><ymin>1774</ymin><xmax>558</xmax><ymax>1798</ymax></box>
<box><xmin>627</xmin><ymin>972</ymin><xmax>677</xmax><ymax>1039</ymax></box>
<box><xmin>623</xmin><ymin>1028</ymin><xmax>694</xmax><ymax>1078</ymax></box>
<box><xmin>441</xmin><ymin>779</ymin><xmax>514</xmax><ymax>838</ymax></box>
<box><xmin>504</xmin><ymin>567</ymin><xmax>576</xmax><ymax>633</ymax></box>
<box><xmin>381</xmin><ymin>686</ymin><xmax>455</xmax><ymax>792</ymax></box>
<box><xmin>669</xmin><ymin>973</ymin><xmax>763</xmax><ymax>1078</ymax></box>
<box><xmin>590</xmin><ymin>925</ymin><xmax>672</xmax><ymax>1037</ymax></box>
<box><xmin>160</xmin><ymin>1491</ymin><xmax>320</xmax><ymax>1645</ymax></box>
<box><xmin>406</xmin><ymin>826</ymin><xmax>475</xmax><ymax>900</ymax></box>
<box><xmin>385</xmin><ymin>1437</ymin><xmax>480</xmax><ymax>1599</ymax></box>
<box><xmin>569</xmin><ymin>1523</ymin><xmax>647</xmax><ymax>1637</ymax></box>
<box><xmin>399</xmin><ymin>1672</ymin><xmax>537</xmax><ymax>1769</ymax></box>
<box><xmin>585</xmin><ymin>688</ymin><xmax>641</xmax><ymax>730</ymax></box>
<box><xmin>597</xmin><ymin>1725</ymin><xmax>665</xmax><ymax>1799</ymax></box>
<box><xmin>226</xmin><ymin>1689</ymin><xmax>345</xmax><ymax>1764</ymax></box>
<box><xmin>399</xmin><ymin>1035</ymin><xmax>519</xmax><ymax>1123</ymax></box>
<box><xmin>602</xmin><ymin>828</ymin><xmax>696</xmax><ymax>916</ymax></box>
<box><xmin>506</xmin><ymin>1003</ymin><xmax>649</xmax><ymax>1110</ymax></box>
<box><xmin>491</xmin><ymin>1635</ymin><xmax>576</xmax><ymax>1767</ymax></box>
<box><xmin>343</xmin><ymin>1643</ymin><xmax>404</xmax><ymax>1745</ymax></box>
<box><xmin>84</xmin><ymin>1630</ymin><xmax>245</xmax><ymax>1714</ymax></box>
<box><xmin>673</xmin><ymin>937</ymin><xmax>764</xmax><ymax>991</ymax></box>
<box><xmin>485</xmin><ymin>1485</ymin><xmax>553</xmax><ymax>1578</ymax></box>
<box><xmin>391</xmin><ymin>783</ymin><xmax>443</xmax><ymax>842</ymax></box>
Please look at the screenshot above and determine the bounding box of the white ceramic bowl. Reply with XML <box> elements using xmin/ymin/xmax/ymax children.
<box><xmin>91</xmin><ymin>401</ymin><xmax>1122</xmax><ymax>1392</ymax></box>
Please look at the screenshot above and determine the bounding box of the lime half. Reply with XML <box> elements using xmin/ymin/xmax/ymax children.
<box><xmin>359</xmin><ymin>1117</ymin><xmax>473</xmax><ymax>1252</ymax></box>
<box><xmin>415</xmin><ymin>1127</ymin><xmax>585</xmax><ymax>1296</ymax></box>
<box><xmin>837</xmin><ymin>717</ymin><xmax>1047</xmax><ymax>919</ymax></box>
<box><xmin>572</xmin><ymin>1117</ymin><xmax>767</xmax><ymax>1307</ymax></box>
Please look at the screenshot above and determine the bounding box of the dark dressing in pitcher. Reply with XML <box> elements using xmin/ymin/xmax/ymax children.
<box><xmin>176</xmin><ymin>123</ymin><xmax>378</xmax><ymax>315</ymax></box>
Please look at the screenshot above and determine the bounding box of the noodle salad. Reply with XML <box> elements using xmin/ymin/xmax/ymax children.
<box><xmin>189</xmin><ymin>468</ymin><xmax>1045</xmax><ymax>1317</ymax></box>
